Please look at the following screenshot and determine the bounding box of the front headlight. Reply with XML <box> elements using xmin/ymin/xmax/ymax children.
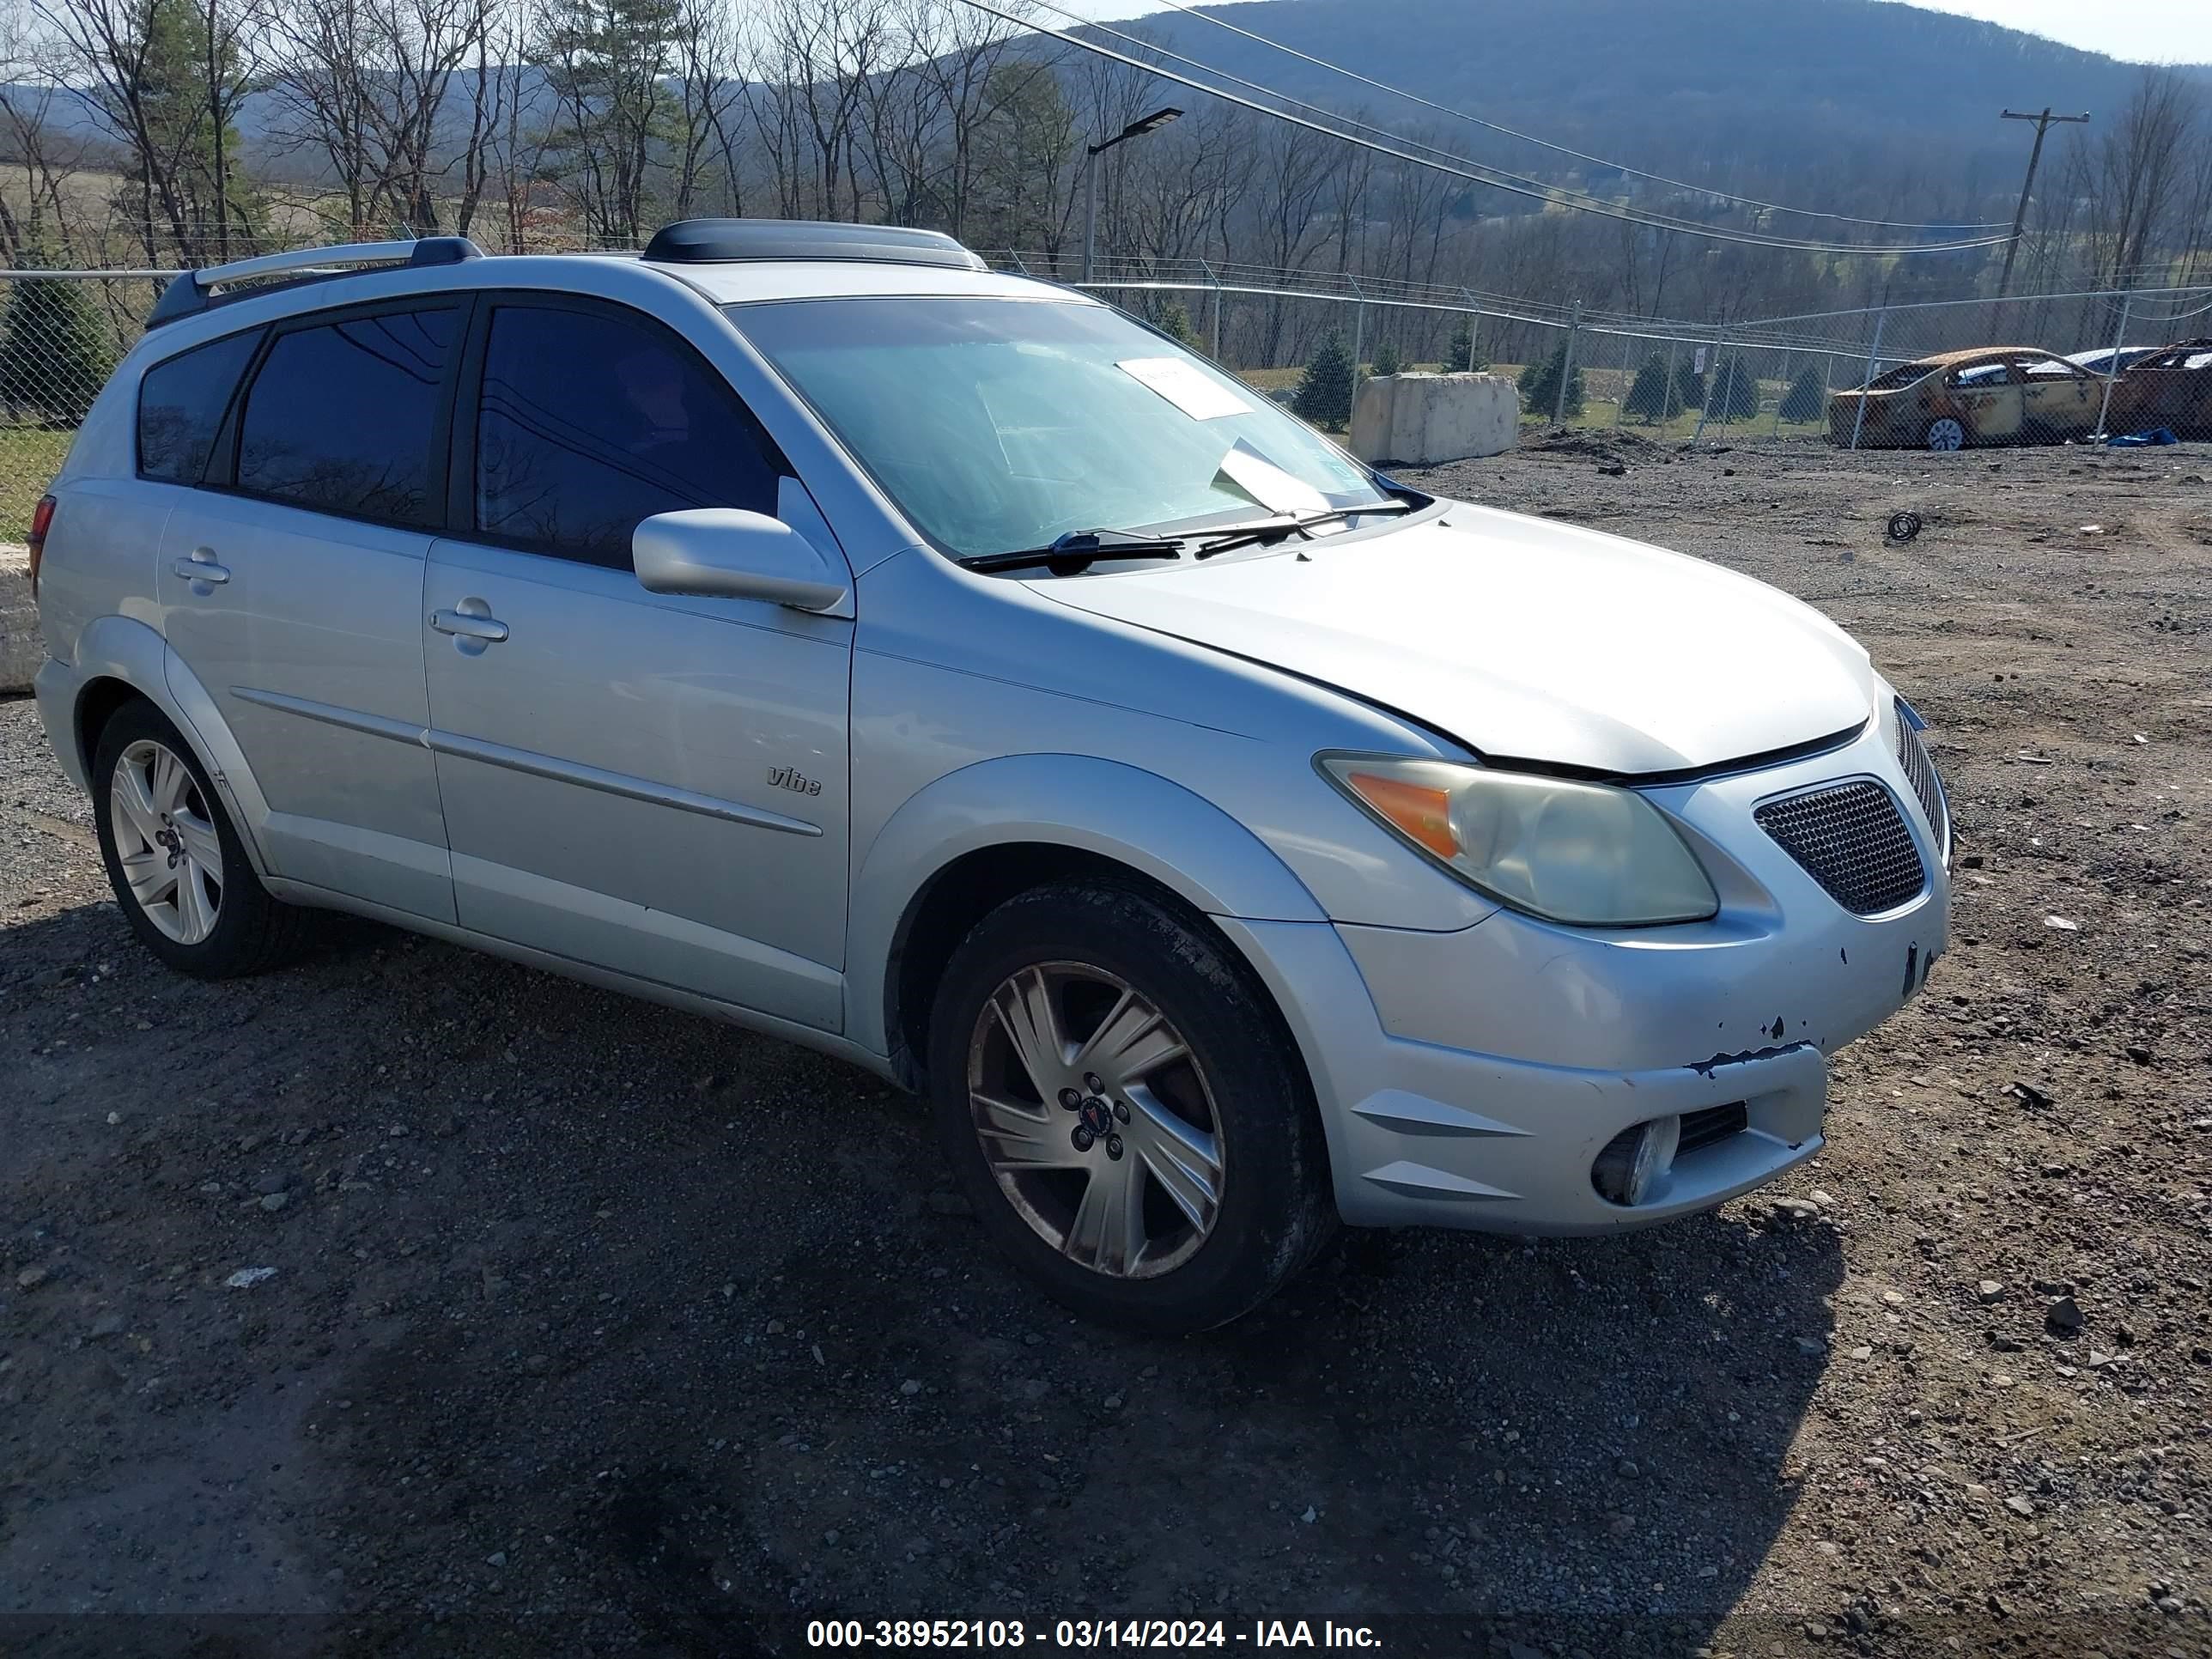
<box><xmin>1318</xmin><ymin>753</ymin><xmax>1719</xmax><ymax>927</ymax></box>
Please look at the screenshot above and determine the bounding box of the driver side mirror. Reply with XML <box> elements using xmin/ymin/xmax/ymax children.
<box><xmin>633</xmin><ymin>508</ymin><xmax>851</xmax><ymax>615</ymax></box>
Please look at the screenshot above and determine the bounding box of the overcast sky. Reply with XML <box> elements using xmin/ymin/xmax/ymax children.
<box><xmin>1071</xmin><ymin>0</ymin><xmax>2212</xmax><ymax>64</ymax></box>
<box><xmin>1895</xmin><ymin>0</ymin><xmax>2212</xmax><ymax>63</ymax></box>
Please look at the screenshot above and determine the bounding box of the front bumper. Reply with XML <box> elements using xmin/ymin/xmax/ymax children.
<box><xmin>1225</xmin><ymin>721</ymin><xmax>1948</xmax><ymax>1231</ymax></box>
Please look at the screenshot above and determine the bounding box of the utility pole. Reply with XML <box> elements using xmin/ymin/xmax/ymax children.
<box><xmin>1996</xmin><ymin>107</ymin><xmax>2089</xmax><ymax>299</ymax></box>
<box><xmin>1081</xmin><ymin>106</ymin><xmax>1182</xmax><ymax>284</ymax></box>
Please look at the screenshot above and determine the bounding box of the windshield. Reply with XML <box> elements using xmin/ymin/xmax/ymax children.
<box><xmin>727</xmin><ymin>295</ymin><xmax>1390</xmax><ymax>559</ymax></box>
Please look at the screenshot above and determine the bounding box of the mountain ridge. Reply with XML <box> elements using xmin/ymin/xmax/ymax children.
<box><xmin>1080</xmin><ymin>0</ymin><xmax>2211</xmax><ymax>222</ymax></box>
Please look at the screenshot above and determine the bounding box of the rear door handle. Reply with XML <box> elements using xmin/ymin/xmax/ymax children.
<box><xmin>173</xmin><ymin>547</ymin><xmax>230</xmax><ymax>586</ymax></box>
<box><xmin>430</xmin><ymin>605</ymin><xmax>509</xmax><ymax>643</ymax></box>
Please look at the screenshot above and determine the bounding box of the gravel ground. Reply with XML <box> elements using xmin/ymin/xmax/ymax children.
<box><xmin>2</xmin><ymin>437</ymin><xmax>2209</xmax><ymax>1658</ymax></box>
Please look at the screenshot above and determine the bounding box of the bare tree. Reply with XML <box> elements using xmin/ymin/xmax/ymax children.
<box><xmin>1326</xmin><ymin>114</ymin><xmax>1373</xmax><ymax>279</ymax></box>
<box><xmin>1124</xmin><ymin>107</ymin><xmax>1232</xmax><ymax>270</ymax></box>
<box><xmin>906</xmin><ymin>0</ymin><xmax>1033</xmax><ymax>239</ymax></box>
<box><xmin>267</xmin><ymin>0</ymin><xmax>507</xmax><ymax>237</ymax></box>
<box><xmin>664</xmin><ymin>0</ymin><xmax>744</xmax><ymax>218</ymax></box>
<box><xmin>477</xmin><ymin>1</ymin><xmax>555</xmax><ymax>247</ymax></box>
<box><xmin>854</xmin><ymin>0</ymin><xmax>937</xmax><ymax>227</ymax></box>
<box><xmin>750</xmin><ymin>0</ymin><xmax>891</xmax><ymax>222</ymax></box>
<box><xmin>264</xmin><ymin>0</ymin><xmax>374</xmax><ymax>231</ymax></box>
<box><xmin>192</xmin><ymin>0</ymin><xmax>260</xmax><ymax>253</ymax></box>
<box><xmin>0</xmin><ymin>7</ymin><xmax>103</xmax><ymax>260</ymax></box>
<box><xmin>36</xmin><ymin>0</ymin><xmax>260</xmax><ymax>263</ymax></box>
<box><xmin>448</xmin><ymin>0</ymin><xmax>501</xmax><ymax>236</ymax></box>
<box><xmin>2173</xmin><ymin>125</ymin><xmax>2212</xmax><ymax>289</ymax></box>
<box><xmin>2083</xmin><ymin>67</ymin><xmax>2201</xmax><ymax>288</ymax></box>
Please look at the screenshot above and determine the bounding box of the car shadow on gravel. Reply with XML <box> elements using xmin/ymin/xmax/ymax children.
<box><xmin>3</xmin><ymin>905</ymin><xmax>1845</xmax><ymax>1657</ymax></box>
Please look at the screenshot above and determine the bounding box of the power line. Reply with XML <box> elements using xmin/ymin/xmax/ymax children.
<box><xmin>1121</xmin><ymin>0</ymin><xmax>2012</xmax><ymax>233</ymax></box>
<box><xmin>1033</xmin><ymin>0</ymin><xmax>1826</xmax><ymax>233</ymax></box>
<box><xmin>952</xmin><ymin>0</ymin><xmax>2015</xmax><ymax>256</ymax></box>
<box><xmin>1035</xmin><ymin>1</ymin><xmax>1613</xmax><ymax>190</ymax></box>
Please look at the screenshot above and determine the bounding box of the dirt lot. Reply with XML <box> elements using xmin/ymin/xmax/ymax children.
<box><xmin>3</xmin><ymin>437</ymin><xmax>2209</xmax><ymax>1658</ymax></box>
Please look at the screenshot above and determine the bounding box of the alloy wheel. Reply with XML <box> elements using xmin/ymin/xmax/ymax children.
<box><xmin>1925</xmin><ymin>416</ymin><xmax>1966</xmax><ymax>451</ymax></box>
<box><xmin>108</xmin><ymin>738</ymin><xmax>224</xmax><ymax>945</ymax></box>
<box><xmin>965</xmin><ymin>962</ymin><xmax>1224</xmax><ymax>1279</ymax></box>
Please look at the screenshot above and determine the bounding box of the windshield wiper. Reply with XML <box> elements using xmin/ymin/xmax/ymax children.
<box><xmin>1194</xmin><ymin>500</ymin><xmax>1417</xmax><ymax>559</ymax></box>
<box><xmin>957</xmin><ymin>528</ymin><xmax>1188</xmax><ymax>575</ymax></box>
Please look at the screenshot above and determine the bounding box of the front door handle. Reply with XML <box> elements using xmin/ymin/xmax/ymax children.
<box><xmin>430</xmin><ymin>603</ymin><xmax>509</xmax><ymax>644</ymax></box>
<box><xmin>173</xmin><ymin>547</ymin><xmax>230</xmax><ymax>586</ymax></box>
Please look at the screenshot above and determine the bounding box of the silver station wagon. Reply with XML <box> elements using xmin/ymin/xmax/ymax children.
<box><xmin>30</xmin><ymin>222</ymin><xmax>1950</xmax><ymax>1332</ymax></box>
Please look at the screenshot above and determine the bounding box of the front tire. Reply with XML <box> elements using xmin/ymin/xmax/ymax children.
<box><xmin>92</xmin><ymin>700</ymin><xmax>308</xmax><ymax>978</ymax></box>
<box><xmin>927</xmin><ymin>882</ymin><xmax>1334</xmax><ymax>1334</ymax></box>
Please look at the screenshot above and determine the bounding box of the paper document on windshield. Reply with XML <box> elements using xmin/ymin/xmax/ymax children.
<box><xmin>1214</xmin><ymin>441</ymin><xmax>1331</xmax><ymax>516</ymax></box>
<box><xmin>1117</xmin><ymin>356</ymin><xmax>1254</xmax><ymax>421</ymax></box>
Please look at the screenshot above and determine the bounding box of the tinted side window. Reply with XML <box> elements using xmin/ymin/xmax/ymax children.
<box><xmin>137</xmin><ymin>329</ymin><xmax>261</xmax><ymax>484</ymax></box>
<box><xmin>236</xmin><ymin>307</ymin><xmax>458</xmax><ymax>526</ymax></box>
<box><xmin>475</xmin><ymin>305</ymin><xmax>781</xmax><ymax>568</ymax></box>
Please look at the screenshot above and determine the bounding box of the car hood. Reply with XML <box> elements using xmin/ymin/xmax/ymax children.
<box><xmin>1031</xmin><ymin>503</ymin><xmax>1878</xmax><ymax>775</ymax></box>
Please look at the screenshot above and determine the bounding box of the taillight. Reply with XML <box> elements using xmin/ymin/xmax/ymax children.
<box><xmin>27</xmin><ymin>493</ymin><xmax>54</xmax><ymax>599</ymax></box>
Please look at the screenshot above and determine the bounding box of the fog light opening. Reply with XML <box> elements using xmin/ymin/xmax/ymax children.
<box><xmin>1591</xmin><ymin>1114</ymin><xmax>1683</xmax><ymax>1206</ymax></box>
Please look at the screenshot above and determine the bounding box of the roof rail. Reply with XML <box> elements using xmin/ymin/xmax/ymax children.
<box><xmin>145</xmin><ymin>236</ymin><xmax>483</xmax><ymax>329</ymax></box>
<box><xmin>641</xmin><ymin>219</ymin><xmax>986</xmax><ymax>271</ymax></box>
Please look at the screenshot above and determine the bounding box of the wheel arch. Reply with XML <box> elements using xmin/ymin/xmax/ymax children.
<box><xmin>73</xmin><ymin>673</ymin><xmax>144</xmax><ymax>781</ymax></box>
<box><xmin>850</xmin><ymin>755</ymin><xmax>1329</xmax><ymax>1087</ymax></box>
<box><xmin>63</xmin><ymin>613</ymin><xmax>276</xmax><ymax>878</ymax></box>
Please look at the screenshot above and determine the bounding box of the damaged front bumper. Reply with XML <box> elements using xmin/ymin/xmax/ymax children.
<box><xmin>1218</xmin><ymin>721</ymin><xmax>1949</xmax><ymax>1232</ymax></box>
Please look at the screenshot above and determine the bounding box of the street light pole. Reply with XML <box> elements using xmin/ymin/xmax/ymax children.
<box><xmin>1081</xmin><ymin>106</ymin><xmax>1182</xmax><ymax>284</ymax></box>
<box><xmin>1081</xmin><ymin>147</ymin><xmax>1101</xmax><ymax>284</ymax></box>
<box><xmin>1996</xmin><ymin>107</ymin><xmax>2089</xmax><ymax>300</ymax></box>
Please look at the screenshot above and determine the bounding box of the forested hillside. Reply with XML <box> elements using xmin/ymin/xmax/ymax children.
<box><xmin>1102</xmin><ymin>0</ymin><xmax>2206</xmax><ymax>226</ymax></box>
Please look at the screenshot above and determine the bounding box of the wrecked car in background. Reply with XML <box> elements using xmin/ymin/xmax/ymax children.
<box><xmin>2105</xmin><ymin>338</ymin><xmax>2212</xmax><ymax>441</ymax></box>
<box><xmin>2036</xmin><ymin>344</ymin><xmax>2162</xmax><ymax>380</ymax></box>
<box><xmin>1827</xmin><ymin>347</ymin><xmax>2102</xmax><ymax>450</ymax></box>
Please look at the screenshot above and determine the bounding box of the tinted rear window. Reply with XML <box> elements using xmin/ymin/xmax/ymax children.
<box><xmin>237</xmin><ymin>307</ymin><xmax>459</xmax><ymax>527</ymax></box>
<box><xmin>137</xmin><ymin>329</ymin><xmax>261</xmax><ymax>484</ymax></box>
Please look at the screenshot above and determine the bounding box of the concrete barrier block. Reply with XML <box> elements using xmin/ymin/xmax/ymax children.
<box><xmin>1</xmin><ymin>544</ymin><xmax>41</xmax><ymax>695</ymax></box>
<box><xmin>1350</xmin><ymin>371</ymin><xmax>1519</xmax><ymax>467</ymax></box>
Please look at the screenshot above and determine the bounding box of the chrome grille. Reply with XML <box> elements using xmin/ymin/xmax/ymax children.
<box><xmin>1755</xmin><ymin>781</ymin><xmax>1927</xmax><ymax>915</ymax></box>
<box><xmin>1894</xmin><ymin>710</ymin><xmax>1949</xmax><ymax>854</ymax></box>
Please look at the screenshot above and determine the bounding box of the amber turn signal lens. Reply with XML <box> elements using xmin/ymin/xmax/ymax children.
<box><xmin>1345</xmin><ymin>769</ymin><xmax>1458</xmax><ymax>860</ymax></box>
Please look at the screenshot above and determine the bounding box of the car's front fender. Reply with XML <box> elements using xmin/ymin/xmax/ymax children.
<box><xmin>844</xmin><ymin>752</ymin><xmax>1330</xmax><ymax>1059</ymax></box>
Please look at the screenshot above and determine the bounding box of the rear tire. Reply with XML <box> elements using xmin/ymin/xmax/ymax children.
<box><xmin>1924</xmin><ymin>416</ymin><xmax>1967</xmax><ymax>451</ymax></box>
<box><xmin>927</xmin><ymin>881</ymin><xmax>1335</xmax><ymax>1334</ymax></box>
<box><xmin>92</xmin><ymin>699</ymin><xmax>309</xmax><ymax>978</ymax></box>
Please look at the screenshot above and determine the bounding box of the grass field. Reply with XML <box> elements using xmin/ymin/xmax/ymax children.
<box><xmin>1535</xmin><ymin>399</ymin><xmax>1829</xmax><ymax>441</ymax></box>
<box><xmin>0</xmin><ymin>428</ymin><xmax>73</xmax><ymax>540</ymax></box>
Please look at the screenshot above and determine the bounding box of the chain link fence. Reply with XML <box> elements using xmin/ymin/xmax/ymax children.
<box><xmin>0</xmin><ymin>270</ymin><xmax>167</xmax><ymax>541</ymax></box>
<box><xmin>1</xmin><ymin>252</ymin><xmax>2207</xmax><ymax>548</ymax></box>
